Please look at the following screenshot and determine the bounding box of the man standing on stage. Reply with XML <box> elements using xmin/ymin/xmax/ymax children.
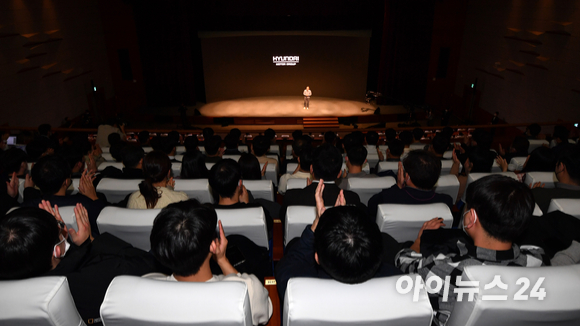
<box><xmin>303</xmin><ymin>86</ymin><xmax>312</xmax><ymax>110</ymax></box>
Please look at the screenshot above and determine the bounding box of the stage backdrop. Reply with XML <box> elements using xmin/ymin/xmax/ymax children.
<box><xmin>199</xmin><ymin>31</ymin><xmax>371</xmax><ymax>102</ymax></box>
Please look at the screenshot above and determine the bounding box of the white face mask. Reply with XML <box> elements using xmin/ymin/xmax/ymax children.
<box><xmin>53</xmin><ymin>235</ymin><xmax>70</xmax><ymax>258</ymax></box>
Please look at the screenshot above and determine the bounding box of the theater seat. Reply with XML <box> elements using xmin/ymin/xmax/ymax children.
<box><xmin>98</xmin><ymin>161</ymin><xmax>124</xmax><ymax>171</ymax></box>
<box><xmin>96</xmin><ymin>207</ymin><xmax>160</xmax><ymax>251</ymax></box>
<box><xmin>284</xmin><ymin>276</ymin><xmax>432</xmax><ymax>326</ymax></box>
<box><xmin>441</xmin><ymin>160</ymin><xmax>462</xmax><ymax>174</ymax></box>
<box><xmin>447</xmin><ymin>264</ymin><xmax>580</xmax><ymax>326</ymax></box>
<box><xmin>171</xmin><ymin>163</ymin><xmax>182</xmax><ymax>177</ymax></box>
<box><xmin>101</xmin><ymin>153</ymin><xmax>114</xmax><ymax>161</ymax></box>
<box><xmin>524</xmin><ymin>172</ymin><xmax>558</xmax><ymax>188</ymax></box>
<box><xmin>216</xmin><ymin>207</ymin><xmax>269</xmax><ymax>249</ymax></box>
<box><xmin>462</xmin><ymin>172</ymin><xmax>517</xmax><ymax>202</ymax></box>
<box><xmin>285</xmin><ymin>206</ymin><xmax>317</xmax><ymax>245</ymax></box>
<box><xmin>533</xmin><ymin>203</ymin><xmax>543</xmax><ymax>216</ymax></box>
<box><xmin>547</xmin><ymin>198</ymin><xmax>580</xmax><ymax>219</ymax></box>
<box><xmin>100</xmin><ymin>275</ymin><xmax>252</xmax><ymax>326</ymax></box>
<box><xmin>173</xmin><ymin>179</ymin><xmax>213</xmax><ymax>204</ymax></box>
<box><xmin>376</xmin><ymin>203</ymin><xmax>453</xmax><ymax>242</ymax></box>
<box><xmin>345</xmin><ymin>176</ymin><xmax>396</xmax><ymax>206</ymax></box>
<box><xmin>242</xmin><ymin>180</ymin><xmax>274</xmax><ymax>201</ymax></box>
<box><xmin>376</xmin><ymin>161</ymin><xmax>400</xmax><ymax>173</ymax></box>
<box><xmin>96</xmin><ymin>178</ymin><xmax>142</xmax><ymax>204</ymax></box>
<box><xmin>0</xmin><ymin>276</ymin><xmax>86</xmax><ymax>326</ymax></box>
<box><xmin>508</xmin><ymin>156</ymin><xmax>528</xmax><ymax>171</ymax></box>
<box><xmin>260</xmin><ymin>162</ymin><xmax>279</xmax><ymax>186</ymax></box>
<box><xmin>223</xmin><ymin>154</ymin><xmax>241</xmax><ymax>161</ymax></box>
<box><xmin>434</xmin><ymin>175</ymin><xmax>460</xmax><ymax>204</ymax></box>
<box><xmin>409</xmin><ymin>143</ymin><xmax>426</xmax><ymax>150</ymax></box>
<box><xmin>528</xmin><ymin>140</ymin><xmax>549</xmax><ymax>153</ymax></box>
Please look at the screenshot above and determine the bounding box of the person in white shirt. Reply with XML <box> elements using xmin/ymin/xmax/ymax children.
<box><xmin>144</xmin><ymin>200</ymin><xmax>273</xmax><ymax>325</ymax></box>
<box><xmin>278</xmin><ymin>146</ymin><xmax>312</xmax><ymax>195</ymax></box>
<box><xmin>303</xmin><ymin>86</ymin><xmax>312</xmax><ymax>110</ymax></box>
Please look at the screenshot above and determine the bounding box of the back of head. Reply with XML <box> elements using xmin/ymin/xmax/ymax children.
<box><xmin>2</xmin><ymin>148</ymin><xmax>28</xmax><ymax>174</ymax></box>
<box><xmin>202</xmin><ymin>127</ymin><xmax>214</xmax><ymax>140</ymax></box>
<box><xmin>399</xmin><ymin>131</ymin><xmax>413</xmax><ymax>146</ymax></box>
<box><xmin>341</xmin><ymin>134</ymin><xmax>357</xmax><ymax>153</ymax></box>
<box><xmin>138</xmin><ymin>130</ymin><xmax>150</xmax><ymax>144</ymax></box>
<box><xmin>292</xmin><ymin>135</ymin><xmax>311</xmax><ymax>157</ymax></box>
<box><xmin>527</xmin><ymin>123</ymin><xmax>541</xmax><ymax>138</ymax></box>
<box><xmin>60</xmin><ymin>148</ymin><xmax>83</xmax><ymax>173</ymax></box>
<box><xmin>160</xmin><ymin>137</ymin><xmax>177</xmax><ymax>156</ymax></box>
<box><xmin>209</xmin><ymin>159</ymin><xmax>240</xmax><ymax>199</ymax></box>
<box><xmin>468</xmin><ymin>148</ymin><xmax>494</xmax><ymax>173</ymax></box>
<box><xmin>150</xmin><ymin>200</ymin><xmax>217</xmax><ymax>276</ymax></box>
<box><xmin>139</xmin><ymin>151</ymin><xmax>172</xmax><ymax>208</ymax></box>
<box><xmin>557</xmin><ymin>146</ymin><xmax>580</xmax><ymax>184</ymax></box>
<box><xmin>347</xmin><ymin>145</ymin><xmax>367</xmax><ymax>167</ymax></box>
<box><xmin>180</xmin><ymin>150</ymin><xmax>209</xmax><ymax>179</ymax></box>
<box><xmin>167</xmin><ymin>131</ymin><xmax>180</xmax><ymax>144</ymax></box>
<box><xmin>473</xmin><ymin>130</ymin><xmax>493</xmax><ymax>150</ymax></box>
<box><xmin>252</xmin><ymin>135</ymin><xmax>270</xmax><ymax>157</ymax></box>
<box><xmin>412</xmin><ymin>128</ymin><xmax>424</xmax><ymax>141</ymax></box>
<box><xmin>110</xmin><ymin>142</ymin><xmax>127</xmax><ymax>162</ymax></box>
<box><xmin>122</xmin><ymin>145</ymin><xmax>145</xmax><ymax>169</ymax></box>
<box><xmin>324</xmin><ymin>131</ymin><xmax>336</xmax><ymax>145</ymax></box>
<box><xmin>0</xmin><ymin>208</ymin><xmax>59</xmax><ymax>280</ymax></box>
<box><xmin>385</xmin><ymin>128</ymin><xmax>397</xmax><ymax>142</ymax></box>
<box><xmin>522</xmin><ymin>147</ymin><xmax>555</xmax><ymax>173</ymax></box>
<box><xmin>465</xmin><ymin>175</ymin><xmax>533</xmax><ymax>242</ymax></box>
<box><xmin>224</xmin><ymin>134</ymin><xmax>239</xmax><ymax>150</ymax></box>
<box><xmin>299</xmin><ymin>146</ymin><xmax>313</xmax><ymax>171</ymax></box>
<box><xmin>314</xmin><ymin>206</ymin><xmax>383</xmax><ymax>284</ymax></box>
<box><xmin>431</xmin><ymin>133</ymin><xmax>449</xmax><ymax>155</ymax></box>
<box><xmin>229</xmin><ymin>128</ymin><xmax>242</xmax><ymax>140</ymax></box>
<box><xmin>204</xmin><ymin>135</ymin><xmax>222</xmax><ymax>156</ymax></box>
<box><xmin>365</xmin><ymin>131</ymin><xmax>379</xmax><ymax>146</ymax></box>
<box><xmin>108</xmin><ymin>133</ymin><xmax>122</xmax><ymax>147</ymax></box>
<box><xmin>292</xmin><ymin>130</ymin><xmax>303</xmax><ymax>140</ymax></box>
<box><xmin>403</xmin><ymin>150</ymin><xmax>441</xmax><ymax>189</ymax></box>
<box><xmin>553</xmin><ymin>125</ymin><xmax>570</xmax><ymax>142</ymax></box>
<box><xmin>25</xmin><ymin>140</ymin><xmax>48</xmax><ymax>162</ymax></box>
<box><xmin>31</xmin><ymin>155</ymin><xmax>71</xmax><ymax>195</ymax></box>
<box><xmin>184</xmin><ymin>136</ymin><xmax>199</xmax><ymax>153</ymax></box>
<box><xmin>312</xmin><ymin>143</ymin><xmax>342</xmax><ymax>180</ymax></box>
<box><xmin>238</xmin><ymin>153</ymin><xmax>261</xmax><ymax>180</ymax></box>
<box><xmin>511</xmin><ymin>136</ymin><xmax>529</xmax><ymax>154</ymax></box>
<box><xmin>264</xmin><ymin>128</ymin><xmax>276</xmax><ymax>141</ymax></box>
<box><xmin>149</xmin><ymin>136</ymin><xmax>163</xmax><ymax>152</ymax></box>
<box><xmin>441</xmin><ymin>127</ymin><xmax>454</xmax><ymax>139</ymax></box>
<box><xmin>388</xmin><ymin>139</ymin><xmax>404</xmax><ymax>157</ymax></box>
<box><xmin>351</xmin><ymin>131</ymin><xmax>364</xmax><ymax>147</ymax></box>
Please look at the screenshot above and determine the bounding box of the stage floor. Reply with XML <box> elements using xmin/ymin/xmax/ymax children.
<box><xmin>198</xmin><ymin>96</ymin><xmax>403</xmax><ymax>117</ymax></box>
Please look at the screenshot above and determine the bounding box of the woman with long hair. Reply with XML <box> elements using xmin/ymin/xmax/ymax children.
<box><xmin>127</xmin><ymin>151</ymin><xmax>188</xmax><ymax>209</ymax></box>
<box><xmin>238</xmin><ymin>153</ymin><xmax>265</xmax><ymax>180</ymax></box>
<box><xmin>180</xmin><ymin>150</ymin><xmax>209</xmax><ymax>179</ymax></box>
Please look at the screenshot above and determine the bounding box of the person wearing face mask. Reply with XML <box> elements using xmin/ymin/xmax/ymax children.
<box><xmin>367</xmin><ymin>150</ymin><xmax>453</xmax><ymax>221</ymax></box>
<box><xmin>0</xmin><ymin>201</ymin><xmax>162</xmax><ymax>325</ymax></box>
<box><xmin>394</xmin><ymin>175</ymin><xmax>547</xmax><ymax>326</ymax></box>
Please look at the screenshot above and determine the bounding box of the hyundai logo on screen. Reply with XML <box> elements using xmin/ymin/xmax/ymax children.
<box><xmin>273</xmin><ymin>56</ymin><xmax>299</xmax><ymax>66</ymax></box>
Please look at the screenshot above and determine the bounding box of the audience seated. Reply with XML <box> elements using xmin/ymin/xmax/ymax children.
<box><xmin>551</xmin><ymin>125</ymin><xmax>575</xmax><ymax>156</ymax></box>
<box><xmin>369</xmin><ymin>150</ymin><xmax>452</xmax><ymax>218</ymax></box>
<box><xmin>429</xmin><ymin>133</ymin><xmax>450</xmax><ymax>159</ymax></box>
<box><xmin>180</xmin><ymin>150</ymin><xmax>209</xmax><ymax>179</ymax></box>
<box><xmin>201</xmin><ymin>127</ymin><xmax>214</xmax><ymax>146</ymax></box>
<box><xmin>451</xmin><ymin>146</ymin><xmax>496</xmax><ymax>201</ymax></box>
<box><xmin>204</xmin><ymin>135</ymin><xmax>224</xmax><ymax>163</ymax></box>
<box><xmin>252</xmin><ymin>135</ymin><xmax>277</xmax><ymax>167</ymax></box>
<box><xmin>525</xmin><ymin>123</ymin><xmax>542</xmax><ymax>140</ymax></box>
<box><xmin>160</xmin><ymin>137</ymin><xmax>180</xmax><ymax>162</ymax></box>
<box><xmin>22</xmin><ymin>155</ymin><xmax>105</xmax><ymax>236</ymax></box>
<box><xmin>0</xmin><ymin>203</ymin><xmax>160</xmax><ymax>325</ymax></box>
<box><xmin>238</xmin><ymin>153</ymin><xmax>264</xmax><ymax>180</ymax></box>
<box><xmin>278</xmin><ymin>146</ymin><xmax>312</xmax><ymax>195</ymax></box>
<box><xmin>224</xmin><ymin>133</ymin><xmax>242</xmax><ymax>155</ymax></box>
<box><xmin>95</xmin><ymin>144</ymin><xmax>145</xmax><ymax>186</ymax></box>
<box><xmin>412</xmin><ymin>127</ymin><xmax>424</xmax><ymax>144</ymax></box>
<box><xmin>96</xmin><ymin>120</ymin><xmax>126</xmax><ymax>148</ymax></box>
<box><xmin>520</xmin><ymin>146</ymin><xmax>556</xmax><ymax>173</ymax></box>
<box><xmin>138</xmin><ymin>130</ymin><xmax>150</xmax><ymax>146</ymax></box>
<box><xmin>338</xmin><ymin>145</ymin><xmax>376</xmax><ymax>189</ymax></box>
<box><xmin>499</xmin><ymin>135</ymin><xmax>529</xmax><ymax>163</ymax></box>
<box><xmin>145</xmin><ymin>200</ymin><xmax>273</xmax><ymax>325</ymax></box>
<box><xmin>398</xmin><ymin>130</ymin><xmax>413</xmax><ymax>152</ymax></box>
<box><xmin>276</xmin><ymin>181</ymin><xmax>401</xmax><ymax>301</ymax></box>
<box><xmin>183</xmin><ymin>135</ymin><xmax>199</xmax><ymax>153</ymax></box>
<box><xmin>282</xmin><ymin>134</ymin><xmax>311</xmax><ymax>174</ymax></box>
<box><xmin>127</xmin><ymin>151</ymin><xmax>188</xmax><ymax>209</ymax></box>
<box><xmin>395</xmin><ymin>175</ymin><xmax>546</xmax><ymax>326</ymax></box>
<box><xmin>1</xmin><ymin>147</ymin><xmax>28</xmax><ymax>177</ymax></box>
<box><xmin>532</xmin><ymin>146</ymin><xmax>580</xmax><ymax>213</ymax></box>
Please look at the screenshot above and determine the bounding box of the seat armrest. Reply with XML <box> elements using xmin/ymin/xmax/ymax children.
<box><xmin>273</xmin><ymin>219</ymin><xmax>284</xmax><ymax>261</ymax></box>
<box><xmin>265</xmin><ymin>277</ymin><xmax>281</xmax><ymax>326</ymax></box>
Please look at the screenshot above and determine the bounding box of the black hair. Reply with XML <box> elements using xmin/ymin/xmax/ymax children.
<box><xmin>252</xmin><ymin>135</ymin><xmax>270</xmax><ymax>157</ymax></box>
<box><xmin>150</xmin><ymin>200</ymin><xmax>218</xmax><ymax>277</ymax></box>
<box><xmin>365</xmin><ymin>131</ymin><xmax>379</xmax><ymax>146</ymax></box>
<box><xmin>2</xmin><ymin>148</ymin><xmax>28</xmax><ymax>174</ymax></box>
<box><xmin>264</xmin><ymin>128</ymin><xmax>276</xmax><ymax>141</ymax></box>
<box><xmin>412</xmin><ymin>128</ymin><xmax>425</xmax><ymax>141</ymax></box>
<box><xmin>204</xmin><ymin>135</ymin><xmax>222</xmax><ymax>156</ymax></box>
<box><xmin>324</xmin><ymin>131</ymin><xmax>337</xmax><ymax>145</ymax></box>
<box><xmin>342</xmin><ymin>134</ymin><xmax>357</xmax><ymax>153</ymax></box>
<box><xmin>224</xmin><ymin>134</ymin><xmax>239</xmax><ymax>150</ymax></box>
<box><xmin>431</xmin><ymin>133</ymin><xmax>449</xmax><ymax>155</ymax></box>
<box><xmin>25</xmin><ymin>140</ymin><xmax>48</xmax><ymax>162</ymax></box>
<box><xmin>522</xmin><ymin>147</ymin><xmax>556</xmax><ymax>173</ymax></box>
<box><xmin>184</xmin><ymin>136</ymin><xmax>199</xmax><ymax>153</ymax></box>
<box><xmin>468</xmin><ymin>148</ymin><xmax>494</xmax><ymax>173</ymax></box>
<box><xmin>351</xmin><ymin>131</ymin><xmax>365</xmax><ymax>146</ymax></box>
<box><xmin>292</xmin><ymin>135</ymin><xmax>311</xmax><ymax>157</ymax></box>
<box><xmin>312</xmin><ymin>143</ymin><xmax>342</xmax><ymax>180</ymax></box>
<box><xmin>347</xmin><ymin>145</ymin><xmax>367</xmax><ymax>167</ymax></box>
<box><xmin>402</xmin><ymin>150</ymin><xmax>441</xmax><ymax>190</ymax></box>
<box><xmin>238</xmin><ymin>153</ymin><xmax>261</xmax><ymax>180</ymax></box>
<box><xmin>299</xmin><ymin>146</ymin><xmax>313</xmax><ymax>171</ymax></box>
<box><xmin>526</xmin><ymin>124</ymin><xmax>541</xmax><ymax>138</ymax></box>
<box><xmin>139</xmin><ymin>151</ymin><xmax>172</xmax><ymax>208</ymax></box>
<box><xmin>511</xmin><ymin>136</ymin><xmax>529</xmax><ymax>154</ymax></box>
<box><xmin>209</xmin><ymin>159</ymin><xmax>240</xmax><ymax>199</ymax></box>
<box><xmin>388</xmin><ymin>139</ymin><xmax>404</xmax><ymax>157</ymax></box>
<box><xmin>167</xmin><ymin>131</ymin><xmax>180</xmax><ymax>143</ymax></box>
<box><xmin>202</xmin><ymin>127</ymin><xmax>214</xmax><ymax>140</ymax></box>
<box><xmin>553</xmin><ymin>125</ymin><xmax>570</xmax><ymax>143</ymax></box>
<box><xmin>110</xmin><ymin>142</ymin><xmax>127</xmax><ymax>162</ymax></box>
<box><xmin>0</xmin><ymin>207</ymin><xmax>60</xmax><ymax>280</ymax></box>
<box><xmin>557</xmin><ymin>146</ymin><xmax>580</xmax><ymax>184</ymax></box>
<box><xmin>473</xmin><ymin>130</ymin><xmax>493</xmax><ymax>150</ymax></box>
<box><xmin>314</xmin><ymin>206</ymin><xmax>383</xmax><ymax>284</ymax></box>
<box><xmin>138</xmin><ymin>130</ymin><xmax>150</xmax><ymax>144</ymax></box>
<box><xmin>229</xmin><ymin>128</ymin><xmax>242</xmax><ymax>140</ymax></box>
<box><xmin>31</xmin><ymin>155</ymin><xmax>71</xmax><ymax>195</ymax></box>
<box><xmin>292</xmin><ymin>130</ymin><xmax>303</xmax><ymax>140</ymax></box>
<box><xmin>465</xmin><ymin>175</ymin><xmax>534</xmax><ymax>242</ymax></box>
<box><xmin>149</xmin><ymin>136</ymin><xmax>163</xmax><ymax>152</ymax></box>
<box><xmin>441</xmin><ymin>127</ymin><xmax>454</xmax><ymax>139</ymax></box>
<box><xmin>108</xmin><ymin>133</ymin><xmax>122</xmax><ymax>146</ymax></box>
<box><xmin>398</xmin><ymin>131</ymin><xmax>413</xmax><ymax>146</ymax></box>
<box><xmin>384</xmin><ymin>128</ymin><xmax>397</xmax><ymax>142</ymax></box>
<box><xmin>160</xmin><ymin>137</ymin><xmax>178</xmax><ymax>156</ymax></box>
<box><xmin>180</xmin><ymin>151</ymin><xmax>209</xmax><ymax>179</ymax></box>
<box><xmin>60</xmin><ymin>148</ymin><xmax>84</xmax><ymax>173</ymax></box>
<box><xmin>122</xmin><ymin>145</ymin><xmax>145</xmax><ymax>169</ymax></box>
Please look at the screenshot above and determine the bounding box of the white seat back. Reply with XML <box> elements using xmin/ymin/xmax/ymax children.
<box><xmin>508</xmin><ymin>156</ymin><xmax>528</xmax><ymax>171</ymax></box>
<box><xmin>174</xmin><ymin>154</ymin><xmax>184</xmax><ymax>162</ymax></box>
<box><xmin>376</xmin><ymin>161</ymin><xmax>400</xmax><ymax>173</ymax></box>
<box><xmin>101</xmin><ymin>146</ymin><xmax>110</xmax><ymax>153</ymax></box>
<box><xmin>285</xmin><ymin>206</ymin><xmax>317</xmax><ymax>245</ymax></box>
<box><xmin>286</xmin><ymin>178</ymin><xmax>308</xmax><ymax>192</ymax></box>
<box><xmin>216</xmin><ymin>207</ymin><xmax>269</xmax><ymax>249</ymax></box>
<box><xmin>242</xmin><ymin>180</ymin><xmax>274</xmax><ymax>201</ymax></box>
<box><xmin>376</xmin><ymin>203</ymin><xmax>453</xmax><ymax>242</ymax></box>
<box><xmin>96</xmin><ymin>207</ymin><xmax>160</xmax><ymax>251</ymax></box>
<box><xmin>533</xmin><ymin>203</ymin><xmax>543</xmax><ymax>216</ymax></box>
<box><xmin>447</xmin><ymin>265</ymin><xmax>580</xmax><ymax>326</ymax></box>
<box><xmin>174</xmin><ymin>179</ymin><xmax>213</xmax><ymax>203</ymax></box>
<box><xmin>171</xmin><ymin>163</ymin><xmax>182</xmax><ymax>178</ymax></box>
<box><xmin>100</xmin><ymin>275</ymin><xmax>252</xmax><ymax>326</ymax></box>
<box><xmin>409</xmin><ymin>143</ymin><xmax>426</xmax><ymax>150</ymax></box>
<box><xmin>101</xmin><ymin>153</ymin><xmax>114</xmax><ymax>161</ymax></box>
<box><xmin>223</xmin><ymin>154</ymin><xmax>241</xmax><ymax>161</ymax></box>
<box><xmin>284</xmin><ymin>276</ymin><xmax>432</xmax><ymax>326</ymax></box>
<box><xmin>524</xmin><ymin>172</ymin><xmax>558</xmax><ymax>188</ymax></box>
<box><xmin>434</xmin><ymin>174</ymin><xmax>460</xmax><ymax>204</ymax></box>
<box><xmin>547</xmin><ymin>198</ymin><xmax>580</xmax><ymax>218</ymax></box>
<box><xmin>260</xmin><ymin>162</ymin><xmax>279</xmax><ymax>186</ymax></box>
<box><xmin>198</xmin><ymin>146</ymin><xmax>205</xmax><ymax>154</ymax></box>
<box><xmin>98</xmin><ymin>161</ymin><xmax>124</xmax><ymax>171</ymax></box>
<box><xmin>286</xmin><ymin>163</ymin><xmax>298</xmax><ymax>173</ymax></box>
<box><xmin>528</xmin><ymin>139</ymin><xmax>549</xmax><ymax>153</ymax></box>
<box><xmin>286</xmin><ymin>144</ymin><xmax>293</xmax><ymax>159</ymax></box>
<box><xmin>441</xmin><ymin>160</ymin><xmax>461</xmax><ymax>174</ymax></box>
<box><xmin>238</xmin><ymin>145</ymin><xmax>249</xmax><ymax>153</ymax></box>
<box><xmin>142</xmin><ymin>146</ymin><xmax>153</xmax><ymax>153</ymax></box>
<box><xmin>345</xmin><ymin>177</ymin><xmax>396</xmax><ymax>206</ymax></box>
<box><xmin>0</xmin><ymin>276</ymin><xmax>86</xmax><ymax>326</ymax></box>
<box><xmin>443</xmin><ymin>150</ymin><xmax>453</xmax><ymax>159</ymax></box>
<box><xmin>175</xmin><ymin>146</ymin><xmax>185</xmax><ymax>154</ymax></box>
<box><xmin>462</xmin><ymin>172</ymin><xmax>517</xmax><ymax>202</ymax></box>
<box><xmin>96</xmin><ymin>178</ymin><xmax>141</xmax><ymax>204</ymax></box>
<box><xmin>269</xmin><ymin>144</ymin><xmax>281</xmax><ymax>155</ymax></box>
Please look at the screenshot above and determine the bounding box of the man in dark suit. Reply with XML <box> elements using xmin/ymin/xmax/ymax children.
<box><xmin>281</xmin><ymin>143</ymin><xmax>363</xmax><ymax>223</ymax></box>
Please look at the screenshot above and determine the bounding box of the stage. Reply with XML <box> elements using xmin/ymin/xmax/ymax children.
<box><xmin>198</xmin><ymin>96</ymin><xmax>406</xmax><ymax>118</ymax></box>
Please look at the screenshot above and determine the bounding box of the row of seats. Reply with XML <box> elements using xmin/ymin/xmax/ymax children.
<box><xmin>4</xmin><ymin>263</ymin><xmax>580</xmax><ymax>326</ymax></box>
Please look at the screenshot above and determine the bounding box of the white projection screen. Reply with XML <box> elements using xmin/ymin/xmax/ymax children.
<box><xmin>199</xmin><ymin>31</ymin><xmax>371</xmax><ymax>102</ymax></box>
